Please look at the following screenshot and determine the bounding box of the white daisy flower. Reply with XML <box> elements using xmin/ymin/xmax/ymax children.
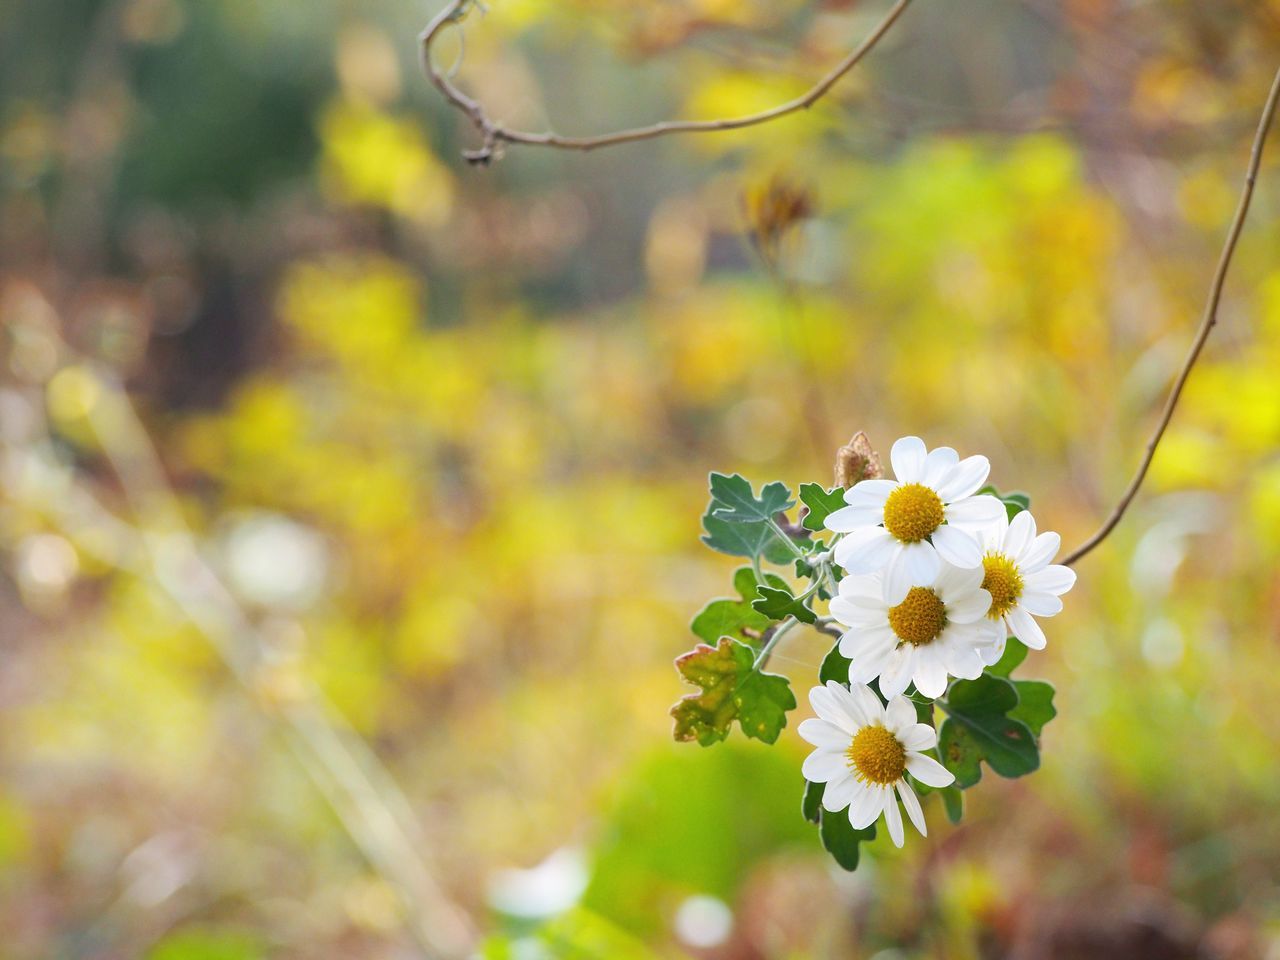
<box><xmin>976</xmin><ymin>509</ymin><xmax>1077</xmax><ymax>662</ymax></box>
<box><xmin>799</xmin><ymin>680</ymin><xmax>955</xmax><ymax>847</ymax></box>
<box><xmin>829</xmin><ymin>561</ymin><xmax>1002</xmax><ymax>699</ymax></box>
<box><xmin>825</xmin><ymin>436</ymin><xmax>1005</xmax><ymax>604</ymax></box>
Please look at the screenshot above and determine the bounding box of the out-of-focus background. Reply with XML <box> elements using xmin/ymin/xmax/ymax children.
<box><xmin>3</xmin><ymin>1</ymin><xmax>1280</xmax><ymax>957</ymax></box>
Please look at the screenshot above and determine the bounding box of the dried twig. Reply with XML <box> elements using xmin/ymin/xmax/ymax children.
<box><xmin>419</xmin><ymin>0</ymin><xmax>913</xmax><ymax>164</ymax></box>
<box><xmin>1062</xmin><ymin>65</ymin><xmax>1280</xmax><ymax>566</ymax></box>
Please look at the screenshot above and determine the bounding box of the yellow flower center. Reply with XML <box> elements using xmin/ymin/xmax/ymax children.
<box><xmin>981</xmin><ymin>552</ymin><xmax>1023</xmax><ymax>618</ymax></box>
<box><xmin>882</xmin><ymin>483</ymin><xmax>945</xmax><ymax>542</ymax></box>
<box><xmin>846</xmin><ymin>724</ymin><xmax>907</xmax><ymax>785</ymax></box>
<box><xmin>888</xmin><ymin>586</ymin><xmax>947</xmax><ymax>645</ymax></box>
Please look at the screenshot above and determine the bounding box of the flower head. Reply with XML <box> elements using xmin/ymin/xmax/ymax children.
<box><xmin>976</xmin><ymin>509</ymin><xmax>1076</xmax><ymax>661</ymax></box>
<box><xmin>825</xmin><ymin>436</ymin><xmax>1005</xmax><ymax>603</ymax></box>
<box><xmin>829</xmin><ymin>561</ymin><xmax>1002</xmax><ymax>698</ymax></box>
<box><xmin>799</xmin><ymin>681</ymin><xmax>955</xmax><ymax>847</ymax></box>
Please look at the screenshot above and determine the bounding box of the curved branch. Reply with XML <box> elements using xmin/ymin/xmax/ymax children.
<box><xmin>419</xmin><ymin>0</ymin><xmax>913</xmax><ymax>164</ymax></box>
<box><xmin>1062</xmin><ymin>65</ymin><xmax>1280</xmax><ymax>567</ymax></box>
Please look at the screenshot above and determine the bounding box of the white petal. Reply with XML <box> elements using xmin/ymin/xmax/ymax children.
<box><xmin>913</xmin><ymin>647</ymin><xmax>950</xmax><ymax>699</ymax></box>
<box><xmin>802</xmin><ymin>749</ymin><xmax>847</xmax><ymax>782</ymax></box>
<box><xmin>980</xmin><ymin>510</ymin><xmax>1009</xmax><ymax>552</ymax></box>
<box><xmin>828</xmin><ymin>599</ymin><xmax>881</xmax><ymax>628</ymax></box>
<box><xmin>798</xmin><ymin>717</ymin><xmax>851</xmax><ymax>750</ymax></box>
<box><xmin>934</xmin><ymin>560</ymin><xmax>984</xmax><ymax>599</ymax></box>
<box><xmin>897</xmin><ymin>780</ymin><xmax>927</xmax><ymax>838</ymax></box>
<box><xmin>943</xmin><ymin>494</ymin><xmax>1005</xmax><ymax>531</ymax></box>
<box><xmin>882</xmin><ymin>788</ymin><xmax>905</xmax><ymax>847</ymax></box>
<box><xmin>906</xmin><ymin>752</ymin><xmax>954</xmax><ymax>787</ymax></box>
<box><xmin>921</xmin><ymin>446</ymin><xmax>959</xmax><ymax>486</ymax></box>
<box><xmin>890</xmin><ymin>436</ymin><xmax>928</xmax><ymax>483</ymax></box>
<box><xmin>838</xmin><ymin>625</ymin><xmax>896</xmax><ymax>662</ymax></box>
<box><xmin>1018</xmin><ymin>531</ymin><xmax>1061</xmax><ymax>572</ymax></box>
<box><xmin>945</xmin><ymin>644</ymin><xmax>985</xmax><ymax>680</ymax></box>
<box><xmin>931</xmin><ymin>524</ymin><xmax>983</xmax><ymax>568</ymax></box>
<box><xmin>903</xmin><ymin>539</ymin><xmax>942</xmax><ymax>583</ymax></box>
<box><xmin>844</xmin><ymin>478</ymin><xmax>897</xmax><ymax>505</ymax></box>
<box><xmin>884</xmin><ymin>695</ymin><xmax>917</xmax><ymax>735</ymax></box>
<box><xmin>979</xmin><ymin>631</ymin><xmax>1007</xmax><ymax>666</ymax></box>
<box><xmin>1004</xmin><ymin>509</ymin><xmax>1036</xmax><ymax>557</ymax></box>
<box><xmin>828</xmin><ymin>679</ymin><xmax>877</xmax><ymax>727</ymax></box>
<box><xmin>822</xmin><ymin>772</ymin><xmax>858</xmax><ymax>812</ymax></box>
<box><xmin>944</xmin><ymin>587</ymin><xmax>992</xmax><ymax>624</ymax></box>
<box><xmin>835</xmin><ymin>572</ymin><xmax>884</xmax><ymax>603</ymax></box>
<box><xmin>845</xmin><ymin>682</ymin><xmax>887</xmax><ymax>725</ymax></box>
<box><xmin>1024</xmin><ymin>564</ymin><xmax>1076</xmax><ymax>597</ymax></box>
<box><xmin>847</xmin><ymin>641</ymin><xmax>896</xmax><ymax>685</ymax></box>
<box><xmin>1007</xmin><ymin>606</ymin><xmax>1047</xmax><ymax>650</ymax></box>
<box><xmin>878</xmin><ymin>645</ymin><xmax>916</xmax><ymax>699</ymax></box>
<box><xmin>936</xmin><ymin>454</ymin><xmax>991</xmax><ymax>501</ymax></box>
<box><xmin>809</xmin><ymin>684</ymin><xmax>859</xmax><ymax>733</ymax></box>
<box><xmin>824</xmin><ymin>502</ymin><xmax>884</xmax><ymax>533</ymax></box>
<box><xmin>834</xmin><ymin>527</ymin><xmax>897</xmax><ymax>573</ymax></box>
<box><xmin>900</xmin><ymin>722</ymin><xmax>937</xmax><ymax>752</ymax></box>
<box><xmin>1020</xmin><ymin>591</ymin><xmax>1063</xmax><ymax>617</ymax></box>
<box><xmin>883</xmin><ymin>541</ymin><xmax>939</xmax><ymax>604</ymax></box>
<box><xmin>847</xmin><ymin>782</ymin><xmax>883</xmax><ymax>829</ymax></box>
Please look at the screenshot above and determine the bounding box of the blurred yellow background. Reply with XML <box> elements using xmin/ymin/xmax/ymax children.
<box><xmin>2</xmin><ymin>1</ymin><xmax>1280</xmax><ymax>957</ymax></box>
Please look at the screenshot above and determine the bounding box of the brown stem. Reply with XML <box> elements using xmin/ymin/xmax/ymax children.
<box><xmin>1062</xmin><ymin>65</ymin><xmax>1280</xmax><ymax>566</ymax></box>
<box><xmin>419</xmin><ymin>0</ymin><xmax>913</xmax><ymax>164</ymax></box>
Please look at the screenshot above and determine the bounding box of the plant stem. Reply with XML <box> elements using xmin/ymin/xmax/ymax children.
<box><xmin>754</xmin><ymin>617</ymin><xmax>798</xmax><ymax>671</ymax></box>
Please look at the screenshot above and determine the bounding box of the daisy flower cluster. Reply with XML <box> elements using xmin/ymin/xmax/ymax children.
<box><xmin>671</xmin><ymin>432</ymin><xmax>1077</xmax><ymax>868</ymax></box>
<box><xmin>803</xmin><ymin>436</ymin><xmax>1075</xmax><ymax>846</ymax></box>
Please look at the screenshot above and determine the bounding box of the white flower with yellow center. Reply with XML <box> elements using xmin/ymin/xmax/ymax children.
<box><xmin>829</xmin><ymin>561</ymin><xmax>1002</xmax><ymax>699</ymax></box>
<box><xmin>825</xmin><ymin>436</ymin><xmax>1005</xmax><ymax>604</ymax></box>
<box><xmin>799</xmin><ymin>681</ymin><xmax>955</xmax><ymax>847</ymax></box>
<box><xmin>976</xmin><ymin>509</ymin><xmax>1076</xmax><ymax>661</ymax></box>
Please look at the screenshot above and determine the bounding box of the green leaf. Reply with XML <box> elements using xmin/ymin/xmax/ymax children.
<box><xmin>701</xmin><ymin>508</ymin><xmax>796</xmax><ymax>565</ymax></box>
<box><xmin>708</xmin><ymin>473</ymin><xmax>794</xmax><ymax>523</ymax></box>
<box><xmin>1009</xmin><ymin>679</ymin><xmax>1056</xmax><ymax>737</ymax></box>
<box><xmin>986</xmin><ymin>637</ymin><xmax>1027</xmax><ymax>677</ymax></box>
<box><xmin>690</xmin><ymin>567</ymin><xmax>781</xmax><ymax>644</ymax></box>
<box><xmin>670</xmin><ymin>638</ymin><xmax>795</xmax><ymax>746</ymax></box>
<box><xmin>801</xmin><ymin>777</ymin><xmax>823</xmax><ymax>824</ymax></box>
<box><xmin>978</xmin><ymin>485</ymin><xmax>1031</xmax><ymax>521</ymax></box>
<box><xmin>799</xmin><ymin>483</ymin><xmax>847</xmax><ymax>532</ymax></box>
<box><xmin>735</xmin><ymin>669</ymin><xmax>797</xmax><ymax>743</ymax></box>
<box><xmin>938</xmin><ymin>674</ymin><xmax>1039</xmax><ymax>788</ymax></box>
<box><xmin>751</xmin><ymin>585</ymin><xmax>816</xmax><ymax>624</ymax></box>
<box><xmin>818</xmin><ymin>644</ymin><xmax>850</xmax><ymax>684</ymax></box>
<box><xmin>940</xmin><ymin>785</ymin><xmax>964</xmax><ymax>824</ymax></box>
<box><xmin>803</xmin><ymin>779</ymin><xmax>876</xmax><ymax>871</ymax></box>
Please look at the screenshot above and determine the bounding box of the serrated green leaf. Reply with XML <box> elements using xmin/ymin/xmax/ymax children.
<box><xmin>986</xmin><ymin>637</ymin><xmax>1027</xmax><ymax>677</ymax></box>
<box><xmin>803</xmin><ymin>780</ymin><xmax>876</xmax><ymax>871</ymax></box>
<box><xmin>938</xmin><ymin>674</ymin><xmax>1039</xmax><ymax>788</ymax></box>
<box><xmin>751</xmin><ymin>585</ymin><xmax>816</xmax><ymax>624</ymax></box>
<box><xmin>818</xmin><ymin>644</ymin><xmax>850</xmax><ymax>684</ymax></box>
<box><xmin>1009</xmin><ymin>679</ymin><xmax>1056</xmax><ymax>737</ymax></box>
<box><xmin>701</xmin><ymin>509</ymin><xmax>797</xmax><ymax>565</ymax></box>
<box><xmin>734</xmin><ymin>669</ymin><xmax>796</xmax><ymax>743</ymax></box>
<box><xmin>941</xmin><ymin>785</ymin><xmax>964</xmax><ymax>824</ymax></box>
<box><xmin>670</xmin><ymin>638</ymin><xmax>795</xmax><ymax>746</ymax></box>
<box><xmin>690</xmin><ymin>567</ymin><xmax>782</xmax><ymax>644</ymax></box>
<box><xmin>708</xmin><ymin>473</ymin><xmax>795</xmax><ymax>523</ymax></box>
<box><xmin>799</xmin><ymin>483</ymin><xmax>847</xmax><ymax>532</ymax></box>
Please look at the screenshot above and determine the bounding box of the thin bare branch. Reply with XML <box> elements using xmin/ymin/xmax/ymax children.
<box><xmin>1062</xmin><ymin>65</ymin><xmax>1280</xmax><ymax>567</ymax></box>
<box><xmin>419</xmin><ymin>0</ymin><xmax>913</xmax><ymax>164</ymax></box>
